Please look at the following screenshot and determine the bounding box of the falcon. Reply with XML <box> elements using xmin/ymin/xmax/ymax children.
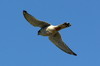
<box><xmin>23</xmin><ymin>10</ymin><xmax>77</xmax><ymax>56</ymax></box>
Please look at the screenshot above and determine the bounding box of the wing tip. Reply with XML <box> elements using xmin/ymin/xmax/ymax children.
<box><xmin>68</xmin><ymin>52</ymin><xmax>77</xmax><ymax>56</ymax></box>
<box><xmin>23</xmin><ymin>10</ymin><xmax>27</xmax><ymax>14</ymax></box>
<box><xmin>73</xmin><ymin>53</ymin><xmax>77</xmax><ymax>56</ymax></box>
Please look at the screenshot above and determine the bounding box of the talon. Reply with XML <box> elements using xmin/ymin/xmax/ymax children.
<box><xmin>67</xmin><ymin>23</ymin><xmax>71</xmax><ymax>27</ymax></box>
<box><xmin>63</xmin><ymin>22</ymin><xmax>71</xmax><ymax>27</ymax></box>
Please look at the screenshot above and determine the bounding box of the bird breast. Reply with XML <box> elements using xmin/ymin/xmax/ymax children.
<box><xmin>39</xmin><ymin>25</ymin><xmax>57</xmax><ymax>36</ymax></box>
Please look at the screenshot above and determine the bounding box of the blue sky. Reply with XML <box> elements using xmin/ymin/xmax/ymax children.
<box><xmin>0</xmin><ymin>0</ymin><xmax>100</xmax><ymax>66</ymax></box>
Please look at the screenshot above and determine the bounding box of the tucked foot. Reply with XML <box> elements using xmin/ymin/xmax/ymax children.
<box><xmin>63</xmin><ymin>22</ymin><xmax>71</xmax><ymax>27</ymax></box>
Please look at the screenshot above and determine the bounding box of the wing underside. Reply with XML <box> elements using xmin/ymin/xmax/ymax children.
<box><xmin>49</xmin><ymin>32</ymin><xmax>77</xmax><ymax>56</ymax></box>
<box><xmin>23</xmin><ymin>10</ymin><xmax>50</xmax><ymax>28</ymax></box>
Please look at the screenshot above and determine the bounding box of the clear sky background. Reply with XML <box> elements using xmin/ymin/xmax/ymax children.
<box><xmin>0</xmin><ymin>0</ymin><xmax>100</xmax><ymax>66</ymax></box>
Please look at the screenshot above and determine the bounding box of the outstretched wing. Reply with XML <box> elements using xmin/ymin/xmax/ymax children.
<box><xmin>23</xmin><ymin>10</ymin><xmax>50</xmax><ymax>28</ymax></box>
<box><xmin>49</xmin><ymin>32</ymin><xmax>77</xmax><ymax>56</ymax></box>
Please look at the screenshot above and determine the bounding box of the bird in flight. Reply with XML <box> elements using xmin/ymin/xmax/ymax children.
<box><xmin>23</xmin><ymin>10</ymin><xmax>77</xmax><ymax>56</ymax></box>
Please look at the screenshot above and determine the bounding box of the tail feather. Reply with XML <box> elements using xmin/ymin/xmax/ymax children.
<box><xmin>55</xmin><ymin>23</ymin><xmax>71</xmax><ymax>31</ymax></box>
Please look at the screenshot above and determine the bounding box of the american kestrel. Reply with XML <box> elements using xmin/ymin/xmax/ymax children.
<box><xmin>23</xmin><ymin>10</ymin><xmax>77</xmax><ymax>56</ymax></box>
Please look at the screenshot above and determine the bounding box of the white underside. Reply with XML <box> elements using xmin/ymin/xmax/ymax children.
<box><xmin>39</xmin><ymin>25</ymin><xmax>58</xmax><ymax>36</ymax></box>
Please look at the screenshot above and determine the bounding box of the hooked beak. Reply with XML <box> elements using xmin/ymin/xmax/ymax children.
<box><xmin>38</xmin><ymin>30</ymin><xmax>40</xmax><ymax>35</ymax></box>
